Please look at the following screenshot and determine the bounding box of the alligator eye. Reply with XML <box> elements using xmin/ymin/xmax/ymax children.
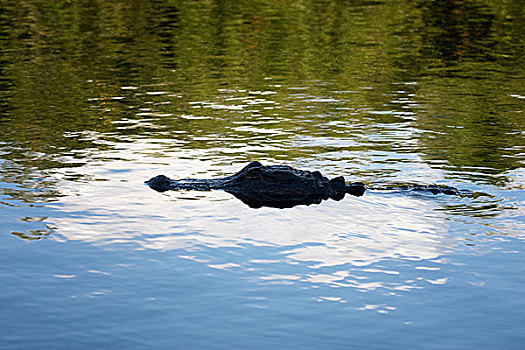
<box><xmin>240</xmin><ymin>168</ymin><xmax>263</xmax><ymax>180</ymax></box>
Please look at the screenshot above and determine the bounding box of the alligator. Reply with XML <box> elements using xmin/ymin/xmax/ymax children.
<box><xmin>145</xmin><ymin>161</ymin><xmax>470</xmax><ymax>208</ymax></box>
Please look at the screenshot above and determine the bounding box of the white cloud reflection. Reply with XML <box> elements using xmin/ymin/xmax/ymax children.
<box><xmin>50</xmin><ymin>161</ymin><xmax>454</xmax><ymax>267</ymax></box>
<box><xmin>37</xmin><ymin>139</ymin><xmax>520</xmax><ymax>294</ymax></box>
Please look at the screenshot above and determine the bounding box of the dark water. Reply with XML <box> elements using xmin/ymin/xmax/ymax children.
<box><xmin>1</xmin><ymin>1</ymin><xmax>524</xmax><ymax>349</ymax></box>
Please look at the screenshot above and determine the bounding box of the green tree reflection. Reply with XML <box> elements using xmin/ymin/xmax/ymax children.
<box><xmin>0</xmin><ymin>0</ymin><xmax>523</xmax><ymax>203</ymax></box>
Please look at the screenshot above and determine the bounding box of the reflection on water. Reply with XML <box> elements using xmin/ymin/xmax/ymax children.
<box><xmin>0</xmin><ymin>0</ymin><xmax>524</xmax><ymax>349</ymax></box>
<box><xmin>13</xmin><ymin>141</ymin><xmax>520</xmax><ymax>294</ymax></box>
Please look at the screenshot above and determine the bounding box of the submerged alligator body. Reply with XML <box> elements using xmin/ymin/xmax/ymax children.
<box><xmin>146</xmin><ymin>161</ymin><xmax>469</xmax><ymax>208</ymax></box>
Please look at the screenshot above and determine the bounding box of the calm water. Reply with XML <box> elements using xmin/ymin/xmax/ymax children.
<box><xmin>1</xmin><ymin>1</ymin><xmax>524</xmax><ymax>349</ymax></box>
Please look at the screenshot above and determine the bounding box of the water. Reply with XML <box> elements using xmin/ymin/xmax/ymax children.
<box><xmin>1</xmin><ymin>1</ymin><xmax>524</xmax><ymax>349</ymax></box>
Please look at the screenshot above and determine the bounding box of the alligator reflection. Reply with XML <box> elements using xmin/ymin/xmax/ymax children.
<box><xmin>146</xmin><ymin>161</ymin><xmax>366</xmax><ymax>209</ymax></box>
<box><xmin>145</xmin><ymin>161</ymin><xmax>473</xmax><ymax>209</ymax></box>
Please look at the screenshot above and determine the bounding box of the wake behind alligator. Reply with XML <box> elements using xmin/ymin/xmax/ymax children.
<box><xmin>146</xmin><ymin>161</ymin><xmax>475</xmax><ymax>209</ymax></box>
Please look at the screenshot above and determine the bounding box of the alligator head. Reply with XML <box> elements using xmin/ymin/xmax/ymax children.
<box><xmin>145</xmin><ymin>161</ymin><xmax>365</xmax><ymax>208</ymax></box>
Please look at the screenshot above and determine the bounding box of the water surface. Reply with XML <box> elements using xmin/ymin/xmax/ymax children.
<box><xmin>1</xmin><ymin>1</ymin><xmax>524</xmax><ymax>349</ymax></box>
